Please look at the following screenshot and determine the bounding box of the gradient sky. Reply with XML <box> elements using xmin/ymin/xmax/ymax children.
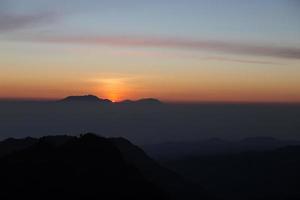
<box><xmin>0</xmin><ymin>0</ymin><xmax>300</xmax><ymax>102</ymax></box>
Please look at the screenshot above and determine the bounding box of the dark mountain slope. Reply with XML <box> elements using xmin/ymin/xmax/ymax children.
<box><xmin>117</xmin><ymin>98</ymin><xmax>162</xmax><ymax>105</ymax></box>
<box><xmin>0</xmin><ymin>134</ymin><xmax>169</xmax><ymax>199</ymax></box>
<box><xmin>0</xmin><ymin>134</ymin><xmax>214</xmax><ymax>200</ymax></box>
<box><xmin>144</xmin><ymin>137</ymin><xmax>300</xmax><ymax>159</ymax></box>
<box><xmin>111</xmin><ymin>137</ymin><xmax>212</xmax><ymax>200</ymax></box>
<box><xmin>165</xmin><ymin>145</ymin><xmax>300</xmax><ymax>200</ymax></box>
<box><xmin>0</xmin><ymin>136</ymin><xmax>38</xmax><ymax>157</ymax></box>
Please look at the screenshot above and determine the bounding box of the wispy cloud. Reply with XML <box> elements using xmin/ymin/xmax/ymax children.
<box><xmin>101</xmin><ymin>49</ymin><xmax>280</xmax><ymax>65</ymax></box>
<box><xmin>203</xmin><ymin>56</ymin><xmax>281</xmax><ymax>65</ymax></box>
<box><xmin>0</xmin><ymin>11</ymin><xmax>58</xmax><ymax>32</ymax></box>
<box><xmin>26</xmin><ymin>35</ymin><xmax>300</xmax><ymax>60</ymax></box>
<box><xmin>0</xmin><ymin>0</ymin><xmax>58</xmax><ymax>33</ymax></box>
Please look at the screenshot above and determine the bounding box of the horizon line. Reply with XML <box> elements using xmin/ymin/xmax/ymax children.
<box><xmin>1</xmin><ymin>97</ymin><xmax>300</xmax><ymax>105</ymax></box>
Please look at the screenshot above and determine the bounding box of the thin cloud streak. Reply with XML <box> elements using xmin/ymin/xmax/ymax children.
<box><xmin>203</xmin><ymin>56</ymin><xmax>281</xmax><ymax>65</ymax></box>
<box><xmin>28</xmin><ymin>35</ymin><xmax>300</xmax><ymax>59</ymax></box>
<box><xmin>0</xmin><ymin>12</ymin><xmax>58</xmax><ymax>32</ymax></box>
<box><xmin>108</xmin><ymin>49</ymin><xmax>280</xmax><ymax>65</ymax></box>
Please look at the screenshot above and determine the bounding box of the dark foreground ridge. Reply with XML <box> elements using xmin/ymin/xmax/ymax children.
<box><xmin>0</xmin><ymin>134</ymin><xmax>211</xmax><ymax>200</ymax></box>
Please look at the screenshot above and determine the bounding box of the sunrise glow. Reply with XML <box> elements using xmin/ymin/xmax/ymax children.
<box><xmin>0</xmin><ymin>0</ymin><xmax>299</xmax><ymax>103</ymax></box>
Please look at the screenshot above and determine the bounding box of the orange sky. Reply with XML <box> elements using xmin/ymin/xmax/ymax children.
<box><xmin>1</xmin><ymin>42</ymin><xmax>299</xmax><ymax>103</ymax></box>
<box><xmin>1</xmin><ymin>0</ymin><xmax>300</xmax><ymax>103</ymax></box>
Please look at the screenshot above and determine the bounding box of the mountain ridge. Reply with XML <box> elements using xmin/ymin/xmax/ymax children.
<box><xmin>0</xmin><ymin>133</ymin><xmax>211</xmax><ymax>200</ymax></box>
<box><xmin>60</xmin><ymin>95</ymin><xmax>112</xmax><ymax>103</ymax></box>
<box><xmin>59</xmin><ymin>95</ymin><xmax>162</xmax><ymax>105</ymax></box>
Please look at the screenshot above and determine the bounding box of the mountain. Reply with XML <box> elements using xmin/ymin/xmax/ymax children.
<box><xmin>59</xmin><ymin>95</ymin><xmax>162</xmax><ymax>106</ymax></box>
<box><xmin>135</xmin><ymin>98</ymin><xmax>162</xmax><ymax>105</ymax></box>
<box><xmin>0</xmin><ymin>137</ymin><xmax>38</xmax><ymax>157</ymax></box>
<box><xmin>110</xmin><ymin>137</ymin><xmax>212</xmax><ymax>200</ymax></box>
<box><xmin>60</xmin><ymin>95</ymin><xmax>112</xmax><ymax>103</ymax></box>
<box><xmin>0</xmin><ymin>134</ymin><xmax>212</xmax><ymax>200</ymax></box>
<box><xmin>143</xmin><ymin>137</ymin><xmax>300</xmax><ymax>159</ymax></box>
<box><xmin>118</xmin><ymin>98</ymin><xmax>162</xmax><ymax>105</ymax></box>
<box><xmin>0</xmin><ymin>134</ymin><xmax>169</xmax><ymax>199</ymax></box>
<box><xmin>164</xmin><ymin>145</ymin><xmax>300</xmax><ymax>200</ymax></box>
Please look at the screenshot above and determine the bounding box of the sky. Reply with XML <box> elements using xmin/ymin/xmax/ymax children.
<box><xmin>0</xmin><ymin>0</ymin><xmax>300</xmax><ymax>102</ymax></box>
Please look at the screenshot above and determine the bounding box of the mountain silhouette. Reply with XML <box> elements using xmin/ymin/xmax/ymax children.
<box><xmin>59</xmin><ymin>95</ymin><xmax>162</xmax><ymax>106</ymax></box>
<box><xmin>165</xmin><ymin>145</ymin><xmax>300</xmax><ymax>200</ymax></box>
<box><xmin>60</xmin><ymin>95</ymin><xmax>112</xmax><ymax>103</ymax></box>
<box><xmin>0</xmin><ymin>137</ymin><xmax>38</xmax><ymax>157</ymax></box>
<box><xmin>144</xmin><ymin>137</ymin><xmax>300</xmax><ymax>159</ymax></box>
<box><xmin>0</xmin><ymin>134</ymin><xmax>169</xmax><ymax>199</ymax></box>
<box><xmin>110</xmin><ymin>137</ymin><xmax>212</xmax><ymax>200</ymax></box>
<box><xmin>0</xmin><ymin>133</ymin><xmax>212</xmax><ymax>200</ymax></box>
<box><xmin>118</xmin><ymin>98</ymin><xmax>162</xmax><ymax>105</ymax></box>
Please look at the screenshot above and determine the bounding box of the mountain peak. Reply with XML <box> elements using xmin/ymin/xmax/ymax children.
<box><xmin>137</xmin><ymin>98</ymin><xmax>162</xmax><ymax>104</ymax></box>
<box><xmin>119</xmin><ymin>98</ymin><xmax>162</xmax><ymax>105</ymax></box>
<box><xmin>60</xmin><ymin>95</ymin><xmax>112</xmax><ymax>103</ymax></box>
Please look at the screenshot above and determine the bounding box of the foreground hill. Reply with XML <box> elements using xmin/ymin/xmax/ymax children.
<box><xmin>0</xmin><ymin>134</ymin><xmax>211</xmax><ymax>200</ymax></box>
<box><xmin>111</xmin><ymin>137</ymin><xmax>211</xmax><ymax>200</ymax></box>
<box><xmin>0</xmin><ymin>134</ymin><xmax>168</xmax><ymax>199</ymax></box>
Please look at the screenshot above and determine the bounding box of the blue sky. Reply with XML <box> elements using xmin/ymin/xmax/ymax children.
<box><xmin>2</xmin><ymin>0</ymin><xmax>299</xmax><ymax>44</ymax></box>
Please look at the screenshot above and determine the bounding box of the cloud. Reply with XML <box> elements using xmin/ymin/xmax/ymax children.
<box><xmin>103</xmin><ymin>49</ymin><xmax>280</xmax><ymax>65</ymax></box>
<box><xmin>0</xmin><ymin>12</ymin><xmax>58</xmax><ymax>32</ymax></box>
<box><xmin>203</xmin><ymin>56</ymin><xmax>281</xmax><ymax>65</ymax></box>
<box><xmin>26</xmin><ymin>35</ymin><xmax>300</xmax><ymax>60</ymax></box>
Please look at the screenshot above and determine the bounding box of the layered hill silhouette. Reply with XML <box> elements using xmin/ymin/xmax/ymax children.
<box><xmin>165</xmin><ymin>145</ymin><xmax>300</xmax><ymax>200</ymax></box>
<box><xmin>144</xmin><ymin>137</ymin><xmax>300</xmax><ymax>159</ymax></box>
<box><xmin>0</xmin><ymin>134</ymin><xmax>211</xmax><ymax>200</ymax></box>
<box><xmin>60</xmin><ymin>95</ymin><xmax>162</xmax><ymax>105</ymax></box>
<box><xmin>60</xmin><ymin>95</ymin><xmax>112</xmax><ymax>103</ymax></box>
<box><xmin>118</xmin><ymin>98</ymin><xmax>162</xmax><ymax>105</ymax></box>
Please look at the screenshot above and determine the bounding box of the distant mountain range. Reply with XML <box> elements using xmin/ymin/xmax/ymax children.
<box><xmin>118</xmin><ymin>98</ymin><xmax>162</xmax><ymax>105</ymax></box>
<box><xmin>143</xmin><ymin>137</ymin><xmax>300</xmax><ymax>159</ymax></box>
<box><xmin>165</xmin><ymin>145</ymin><xmax>300</xmax><ymax>200</ymax></box>
<box><xmin>60</xmin><ymin>95</ymin><xmax>162</xmax><ymax>105</ymax></box>
<box><xmin>60</xmin><ymin>95</ymin><xmax>112</xmax><ymax>103</ymax></box>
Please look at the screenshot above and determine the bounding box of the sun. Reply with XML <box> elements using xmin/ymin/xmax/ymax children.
<box><xmin>106</xmin><ymin>92</ymin><xmax>120</xmax><ymax>102</ymax></box>
<box><xmin>94</xmin><ymin>78</ymin><xmax>127</xmax><ymax>102</ymax></box>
